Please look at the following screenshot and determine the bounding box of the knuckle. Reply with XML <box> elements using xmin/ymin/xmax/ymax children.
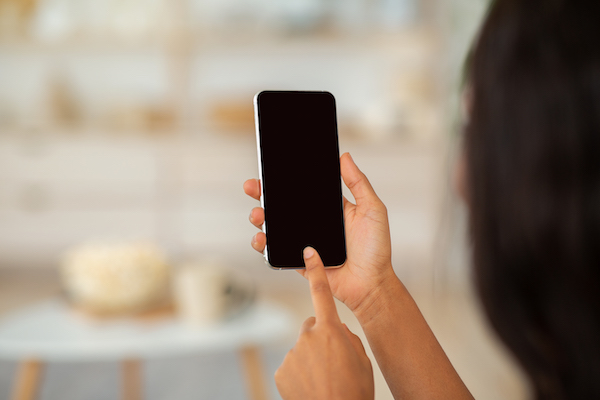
<box><xmin>274</xmin><ymin>367</ymin><xmax>283</xmax><ymax>383</ymax></box>
<box><xmin>311</xmin><ymin>281</ymin><xmax>330</xmax><ymax>296</ymax></box>
<box><xmin>379</xmin><ymin>202</ymin><xmax>388</xmax><ymax>214</ymax></box>
<box><xmin>347</xmin><ymin>176</ymin><xmax>364</xmax><ymax>191</ymax></box>
<box><xmin>282</xmin><ymin>348</ymin><xmax>294</xmax><ymax>362</ymax></box>
<box><xmin>297</xmin><ymin>333</ymin><xmax>310</xmax><ymax>346</ymax></box>
<box><xmin>320</xmin><ymin>321</ymin><xmax>338</xmax><ymax>332</ymax></box>
<box><xmin>322</xmin><ymin>327</ymin><xmax>341</xmax><ymax>344</ymax></box>
<box><xmin>315</xmin><ymin>319</ymin><xmax>336</xmax><ymax>332</ymax></box>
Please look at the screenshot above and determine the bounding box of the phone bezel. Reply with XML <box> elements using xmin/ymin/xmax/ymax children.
<box><xmin>253</xmin><ymin>90</ymin><xmax>346</xmax><ymax>270</ymax></box>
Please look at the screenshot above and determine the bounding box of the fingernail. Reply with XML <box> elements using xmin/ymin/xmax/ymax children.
<box><xmin>347</xmin><ymin>153</ymin><xmax>354</xmax><ymax>162</ymax></box>
<box><xmin>251</xmin><ymin>235</ymin><xmax>256</xmax><ymax>245</ymax></box>
<box><xmin>249</xmin><ymin>210</ymin><xmax>254</xmax><ymax>222</ymax></box>
<box><xmin>304</xmin><ymin>247</ymin><xmax>315</xmax><ymax>259</ymax></box>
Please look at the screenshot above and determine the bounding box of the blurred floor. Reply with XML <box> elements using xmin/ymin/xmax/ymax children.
<box><xmin>0</xmin><ymin>266</ymin><xmax>529</xmax><ymax>400</ymax></box>
<box><xmin>0</xmin><ymin>345</ymin><xmax>289</xmax><ymax>400</ymax></box>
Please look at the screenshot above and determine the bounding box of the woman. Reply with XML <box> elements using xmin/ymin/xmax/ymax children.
<box><xmin>243</xmin><ymin>0</ymin><xmax>600</xmax><ymax>398</ymax></box>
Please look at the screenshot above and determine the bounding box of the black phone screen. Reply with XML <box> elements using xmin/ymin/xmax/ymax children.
<box><xmin>255</xmin><ymin>91</ymin><xmax>346</xmax><ymax>269</ymax></box>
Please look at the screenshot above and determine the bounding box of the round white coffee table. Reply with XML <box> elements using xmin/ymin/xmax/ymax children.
<box><xmin>0</xmin><ymin>298</ymin><xmax>293</xmax><ymax>400</ymax></box>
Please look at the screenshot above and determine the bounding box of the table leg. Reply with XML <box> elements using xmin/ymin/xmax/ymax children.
<box><xmin>239</xmin><ymin>346</ymin><xmax>269</xmax><ymax>400</ymax></box>
<box><xmin>122</xmin><ymin>359</ymin><xmax>143</xmax><ymax>400</ymax></box>
<box><xmin>11</xmin><ymin>359</ymin><xmax>44</xmax><ymax>400</ymax></box>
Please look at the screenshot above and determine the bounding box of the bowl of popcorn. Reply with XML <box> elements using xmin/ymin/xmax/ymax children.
<box><xmin>60</xmin><ymin>241</ymin><xmax>171</xmax><ymax>316</ymax></box>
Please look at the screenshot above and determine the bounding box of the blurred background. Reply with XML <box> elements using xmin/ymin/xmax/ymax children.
<box><xmin>0</xmin><ymin>0</ymin><xmax>530</xmax><ymax>399</ymax></box>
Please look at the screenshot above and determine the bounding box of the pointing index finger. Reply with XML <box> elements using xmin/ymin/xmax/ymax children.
<box><xmin>303</xmin><ymin>247</ymin><xmax>340</xmax><ymax>324</ymax></box>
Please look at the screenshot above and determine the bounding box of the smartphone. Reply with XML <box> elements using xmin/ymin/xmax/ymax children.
<box><xmin>254</xmin><ymin>90</ymin><xmax>347</xmax><ymax>270</ymax></box>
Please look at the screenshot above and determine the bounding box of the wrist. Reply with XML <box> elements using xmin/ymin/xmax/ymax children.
<box><xmin>351</xmin><ymin>267</ymin><xmax>405</xmax><ymax>327</ymax></box>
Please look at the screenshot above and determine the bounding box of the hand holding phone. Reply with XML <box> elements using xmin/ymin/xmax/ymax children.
<box><xmin>245</xmin><ymin>148</ymin><xmax>396</xmax><ymax>317</ymax></box>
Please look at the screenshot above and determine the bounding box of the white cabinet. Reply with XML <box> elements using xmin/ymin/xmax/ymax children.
<box><xmin>0</xmin><ymin>136</ymin><xmax>159</xmax><ymax>267</ymax></box>
<box><xmin>0</xmin><ymin>135</ymin><xmax>262</xmax><ymax>268</ymax></box>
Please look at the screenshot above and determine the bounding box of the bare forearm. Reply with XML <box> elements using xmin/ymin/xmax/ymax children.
<box><xmin>354</xmin><ymin>274</ymin><xmax>474</xmax><ymax>400</ymax></box>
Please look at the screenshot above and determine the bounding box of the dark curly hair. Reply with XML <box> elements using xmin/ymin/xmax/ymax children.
<box><xmin>465</xmin><ymin>1</ymin><xmax>600</xmax><ymax>398</ymax></box>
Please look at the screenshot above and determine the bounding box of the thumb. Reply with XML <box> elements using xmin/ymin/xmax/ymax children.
<box><xmin>340</xmin><ymin>153</ymin><xmax>381</xmax><ymax>208</ymax></box>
